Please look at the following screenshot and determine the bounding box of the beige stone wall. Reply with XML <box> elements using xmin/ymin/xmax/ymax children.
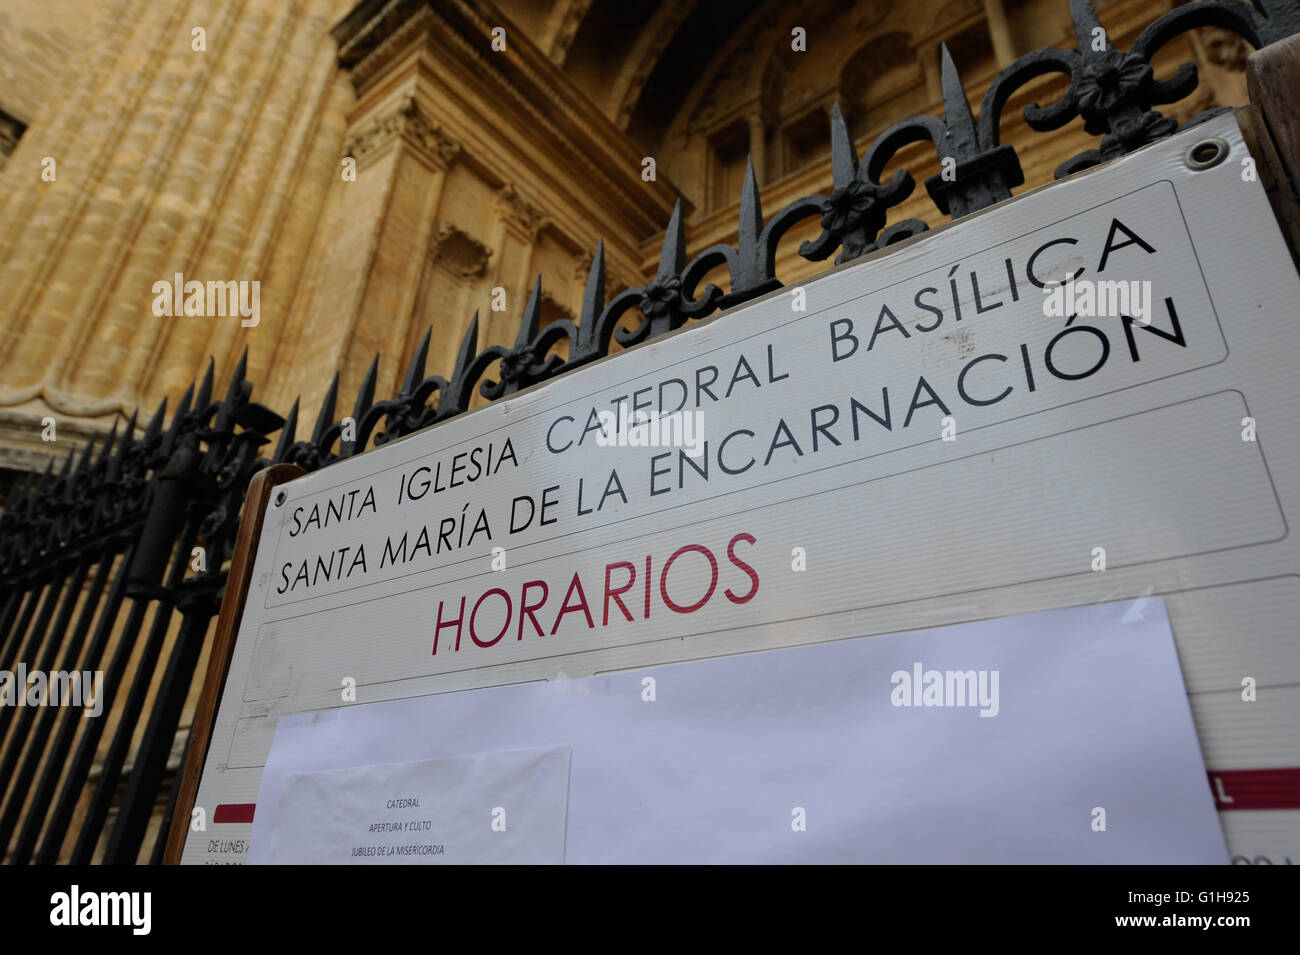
<box><xmin>0</xmin><ymin>0</ymin><xmax>1253</xmax><ymax>459</ymax></box>
<box><xmin>0</xmin><ymin>1</ymin><xmax>355</xmax><ymax>461</ymax></box>
<box><xmin>0</xmin><ymin>0</ymin><xmax>108</xmax><ymax>129</ymax></box>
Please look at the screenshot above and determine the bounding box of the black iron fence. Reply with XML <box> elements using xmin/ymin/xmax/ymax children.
<box><xmin>1</xmin><ymin>0</ymin><xmax>1296</xmax><ymax>864</ymax></box>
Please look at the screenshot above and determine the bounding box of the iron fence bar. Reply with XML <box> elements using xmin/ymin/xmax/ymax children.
<box><xmin>68</xmin><ymin>598</ymin><xmax>177</xmax><ymax>865</ymax></box>
<box><xmin>20</xmin><ymin>542</ymin><xmax>135</xmax><ymax>864</ymax></box>
<box><xmin>32</xmin><ymin>592</ymin><xmax>145</xmax><ymax>864</ymax></box>
<box><xmin>29</xmin><ymin>409</ymin><xmax>179</xmax><ymax>863</ymax></box>
<box><xmin>0</xmin><ymin>570</ymin><xmax>68</xmax><ymax>749</ymax></box>
<box><xmin>0</xmin><ymin>549</ymin><xmax>113</xmax><ymax>857</ymax></box>
<box><xmin>0</xmin><ymin>584</ymin><xmax>46</xmax><ymax>681</ymax></box>
<box><xmin>69</xmin><ymin>516</ymin><xmax>199</xmax><ymax>864</ymax></box>
<box><xmin>104</xmin><ymin>607</ymin><xmax>215</xmax><ymax>863</ymax></box>
<box><xmin>0</xmin><ymin>588</ymin><xmax>26</xmax><ymax>663</ymax></box>
<box><xmin>0</xmin><ymin>557</ymin><xmax>89</xmax><ymax>782</ymax></box>
<box><xmin>149</xmin><ymin>719</ymin><xmax>189</xmax><ymax>865</ymax></box>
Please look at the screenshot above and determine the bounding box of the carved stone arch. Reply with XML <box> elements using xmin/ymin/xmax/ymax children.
<box><xmin>612</xmin><ymin>0</ymin><xmax>699</xmax><ymax>129</ymax></box>
<box><xmin>667</xmin><ymin>0</ymin><xmax>791</xmax><ymax>142</ymax></box>
<box><xmin>752</xmin><ymin>0</ymin><xmax>862</xmax><ymax>119</ymax></box>
<box><xmin>840</xmin><ymin>30</ymin><xmax>920</xmax><ymax>115</ymax></box>
<box><xmin>543</xmin><ymin>0</ymin><xmax>596</xmax><ymax>66</ymax></box>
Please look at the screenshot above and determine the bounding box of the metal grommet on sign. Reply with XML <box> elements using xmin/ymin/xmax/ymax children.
<box><xmin>274</xmin><ymin>490</ymin><xmax>287</xmax><ymax>506</ymax></box>
<box><xmin>1185</xmin><ymin>138</ymin><xmax>1229</xmax><ymax>170</ymax></box>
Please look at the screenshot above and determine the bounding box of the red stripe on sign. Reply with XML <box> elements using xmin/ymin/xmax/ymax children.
<box><xmin>1209</xmin><ymin>769</ymin><xmax>1300</xmax><ymax>810</ymax></box>
<box><xmin>213</xmin><ymin>803</ymin><xmax>256</xmax><ymax>824</ymax></box>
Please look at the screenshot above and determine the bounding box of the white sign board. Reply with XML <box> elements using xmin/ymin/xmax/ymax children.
<box><xmin>183</xmin><ymin>114</ymin><xmax>1300</xmax><ymax>864</ymax></box>
<box><xmin>250</xmin><ymin>600</ymin><xmax>1226</xmax><ymax>864</ymax></box>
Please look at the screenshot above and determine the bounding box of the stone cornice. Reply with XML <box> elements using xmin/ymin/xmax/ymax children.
<box><xmin>330</xmin><ymin>0</ymin><xmax>684</xmax><ymax>238</ymax></box>
<box><xmin>333</xmin><ymin>0</ymin><xmax>421</xmax><ymax>67</ymax></box>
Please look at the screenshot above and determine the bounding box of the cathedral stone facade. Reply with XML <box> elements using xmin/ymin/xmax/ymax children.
<box><xmin>0</xmin><ymin>0</ymin><xmax>1248</xmax><ymax>487</ymax></box>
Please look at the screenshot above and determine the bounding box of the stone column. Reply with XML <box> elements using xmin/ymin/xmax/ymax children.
<box><xmin>982</xmin><ymin>0</ymin><xmax>1017</xmax><ymax>69</ymax></box>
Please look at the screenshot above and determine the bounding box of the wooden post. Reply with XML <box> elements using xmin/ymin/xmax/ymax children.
<box><xmin>1241</xmin><ymin>35</ymin><xmax>1300</xmax><ymax>269</ymax></box>
<box><xmin>1247</xmin><ymin>34</ymin><xmax>1300</xmax><ymax>186</ymax></box>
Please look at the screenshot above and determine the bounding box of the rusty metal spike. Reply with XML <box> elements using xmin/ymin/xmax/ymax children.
<box><xmin>76</xmin><ymin>434</ymin><xmax>96</xmax><ymax>471</ymax></box>
<box><xmin>829</xmin><ymin>102</ymin><xmax>859</xmax><ymax>185</ymax></box>
<box><xmin>455</xmin><ymin>311</ymin><xmax>481</xmax><ymax>376</ymax></box>
<box><xmin>275</xmin><ymin>398</ymin><xmax>300</xmax><ymax>462</ymax></box>
<box><xmin>196</xmin><ymin>357</ymin><xmax>215</xmax><ymax>408</ymax></box>
<box><xmin>656</xmin><ymin>198</ymin><xmax>685</xmax><ymax>281</ymax></box>
<box><xmin>312</xmin><ymin>373</ymin><xmax>339</xmax><ymax>446</ymax></box>
<box><xmin>143</xmin><ymin>398</ymin><xmax>167</xmax><ymax>441</ymax></box>
<box><xmin>513</xmin><ymin>276</ymin><xmax>543</xmax><ymax>351</ymax></box>
<box><xmin>351</xmin><ymin>355</ymin><xmax>379</xmax><ymax>424</ymax></box>
<box><xmin>161</xmin><ymin>381</ymin><xmax>194</xmax><ymax>455</ymax></box>
<box><xmin>113</xmin><ymin>409</ymin><xmax>138</xmax><ymax>463</ymax></box>
<box><xmin>939</xmin><ymin>43</ymin><xmax>979</xmax><ymax>156</ymax></box>
<box><xmin>738</xmin><ymin>155</ymin><xmax>762</xmax><ymax>268</ymax></box>
<box><xmin>96</xmin><ymin>419</ymin><xmax>119</xmax><ymax>465</ymax></box>
<box><xmin>401</xmin><ymin>328</ymin><xmax>432</xmax><ymax>396</ymax></box>
<box><xmin>225</xmin><ymin>346</ymin><xmax>249</xmax><ymax>406</ymax></box>
<box><xmin>579</xmin><ymin>240</ymin><xmax>607</xmax><ymax>331</ymax></box>
<box><xmin>28</xmin><ymin>459</ymin><xmax>56</xmax><ymax>505</ymax></box>
<box><xmin>167</xmin><ymin>383</ymin><xmax>195</xmax><ymax>442</ymax></box>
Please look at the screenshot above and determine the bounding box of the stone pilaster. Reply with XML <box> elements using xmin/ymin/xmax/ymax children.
<box><xmin>285</xmin><ymin>90</ymin><xmax>460</xmax><ymax>412</ymax></box>
<box><xmin>485</xmin><ymin>183</ymin><xmax>547</xmax><ymax>345</ymax></box>
<box><xmin>325</xmin><ymin>0</ymin><xmax>679</xmax><ymax>414</ymax></box>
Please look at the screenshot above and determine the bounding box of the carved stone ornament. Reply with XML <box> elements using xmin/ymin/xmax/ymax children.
<box><xmin>429</xmin><ymin>222</ymin><xmax>492</xmax><ymax>279</ymax></box>
<box><xmin>342</xmin><ymin>95</ymin><xmax>461</xmax><ymax>169</ymax></box>
<box><xmin>495</xmin><ymin>183</ymin><xmax>549</xmax><ymax>239</ymax></box>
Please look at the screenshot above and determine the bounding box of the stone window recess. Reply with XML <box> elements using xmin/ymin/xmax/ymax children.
<box><xmin>945</xmin><ymin>19</ymin><xmax>998</xmax><ymax>81</ymax></box>
<box><xmin>0</xmin><ymin>107</ymin><xmax>27</xmax><ymax>169</ymax></box>
<box><xmin>784</xmin><ymin>109</ymin><xmax>831</xmax><ymax>178</ymax></box>
<box><xmin>709</xmin><ymin>121</ymin><xmax>750</xmax><ymax>212</ymax></box>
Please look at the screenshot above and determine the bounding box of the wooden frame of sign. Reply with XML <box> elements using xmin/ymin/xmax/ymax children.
<box><xmin>163</xmin><ymin>462</ymin><xmax>305</xmax><ymax>864</ymax></box>
<box><xmin>1243</xmin><ymin>35</ymin><xmax>1300</xmax><ymax>265</ymax></box>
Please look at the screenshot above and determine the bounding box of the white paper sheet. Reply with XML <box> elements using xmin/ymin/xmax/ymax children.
<box><xmin>248</xmin><ymin>598</ymin><xmax>1227</xmax><ymax>863</ymax></box>
<box><xmin>266</xmin><ymin>745</ymin><xmax>571</xmax><ymax>864</ymax></box>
